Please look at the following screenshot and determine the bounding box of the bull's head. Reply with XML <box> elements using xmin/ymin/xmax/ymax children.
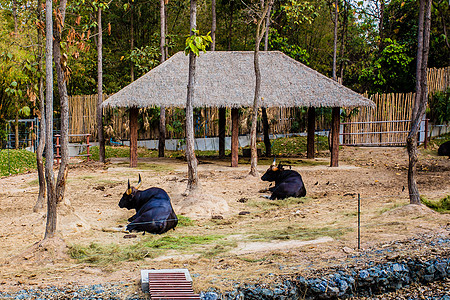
<box><xmin>118</xmin><ymin>174</ymin><xmax>142</xmax><ymax>209</ymax></box>
<box><xmin>261</xmin><ymin>158</ymin><xmax>284</xmax><ymax>182</ymax></box>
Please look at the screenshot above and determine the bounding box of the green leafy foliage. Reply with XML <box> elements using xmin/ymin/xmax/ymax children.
<box><xmin>282</xmin><ymin>0</ymin><xmax>319</xmax><ymax>25</ymax></box>
<box><xmin>268</xmin><ymin>29</ymin><xmax>309</xmax><ymax>64</ymax></box>
<box><xmin>359</xmin><ymin>39</ymin><xmax>414</xmax><ymax>93</ymax></box>
<box><xmin>184</xmin><ymin>29</ymin><xmax>212</xmax><ymax>56</ymax></box>
<box><xmin>0</xmin><ymin>149</ymin><xmax>37</xmax><ymax>176</ymax></box>
<box><xmin>128</xmin><ymin>45</ymin><xmax>160</xmax><ymax>74</ymax></box>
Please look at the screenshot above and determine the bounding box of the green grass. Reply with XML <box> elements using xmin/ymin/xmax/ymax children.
<box><xmin>69</xmin><ymin>234</ymin><xmax>223</xmax><ymax>264</ymax></box>
<box><xmin>421</xmin><ymin>195</ymin><xmax>450</xmax><ymax>213</ymax></box>
<box><xmin>0</xmin><ymin>149</ymin><xmax>37</xmax><ymax>176</ymax></box>
<box><xmin>85</xmin><ymin>146</ymin><xmax>158</xmax><ymax>161</ymax></box>
<box><xmin>269</xmin><ymin>135</ymin><xmax>329</xmax><ymax>157</ymax></box>
<box><xmin>68</xmin><ymin>242</ymin><xmax>156</xmax><ymax>264</ymax></box>
<box><xmin>177</xmin><ymin>215</ymin><xmax>196</xmax><ymax>227</ymax></box>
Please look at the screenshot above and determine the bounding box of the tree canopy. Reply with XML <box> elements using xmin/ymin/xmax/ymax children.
<box><xmin>0</xmin><ymin>0</ymin><xmax>448</xmax><ymax>128</ymax></box>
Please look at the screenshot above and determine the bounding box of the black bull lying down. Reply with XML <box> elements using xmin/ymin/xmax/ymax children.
<box><xmin>261</xmin><ymin>160</ymin><xmax>306</xmax><ymax>200</ymax></box>
<box><xmin>119</xmin><ymin>175</ymin><xmax>178</xmax><ymax>234</ymax></box>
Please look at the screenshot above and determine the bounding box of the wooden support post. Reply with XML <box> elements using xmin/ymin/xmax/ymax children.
<box><xmin>129</xmin><ymin>107</ymin><xmax>138</xmax><ymax>168</ymax></box>
<box><xmin>219</xmin><ymin>107</ymin><xmax>226</xmax><ymax>158</ymax></box>
<box><xmin>231</xmin><ymin>108</ymin><xmax>239</xmax><ymax>167</ymax></box>
<box><xmin>86</xmin><ymin>134</ymin><xmax>91</xmax><ymax>161</ymax></box>
<box><xmin>55</xmin><ymin>134</ymin><xmax>61</xmax><ymax>164</ymax></box>
<box><xmin>307</xmin><ymin>107</ymin><xmax>315</xmax><ymax>159</ymax></box>
<box><xmin>261</xmin><ymin>107</ymin><xmax>271</xmax><ymax>157</ymax></box>
<box><xmin>330</xmin><ymin>107</ymin><xmax>340</xmax><ymax>167</ymax></box>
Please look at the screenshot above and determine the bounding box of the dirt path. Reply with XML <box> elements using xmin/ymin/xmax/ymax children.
<box><xmin>0</xmin><ymin>146</ymin><xmax>449</xmax><ymax>294</ymax></box>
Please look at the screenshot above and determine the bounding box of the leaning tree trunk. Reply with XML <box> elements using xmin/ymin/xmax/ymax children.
<box><xmin>34</xmin><ymin>0</ymin><xmax>46</xmax><ymax>212</ymax></box>
<box><xmin>407</xmin><ymin>0</ymin><xmax>432</xmax><ymax>205</ymax></box>
<box><xmin>97</xmin><ymin>7</ymin><xmax>105</xmax><ymax>163</ymax></box>
<box><xmin>249</xmin><ymin>0</ymin><xmax>272</xmax><ymax>176</ymax></box>
<box><xmin>44</xmin><ymin>0</ymin><xmax>56</xmax><ymax>239</ymax></box>
<box><xmin>53</xmin><ymin>0</ymin><xmax>70</xmax><ymax>204</ymax></box>
<box><xmin>185</xmin><ymin>0</ymin><xmax>199</xmax><ymax>194</ymax></box>
<box><xmin>159</xmin><ymin>0</ymin><xmax>166</xmax><ymax>158</ymax></box>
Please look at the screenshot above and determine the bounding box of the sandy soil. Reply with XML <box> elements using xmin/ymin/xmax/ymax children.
<box><xmin>0</xmin><ymin>146</ymin><xmax>449</xmax><ymax>295</ymax></box>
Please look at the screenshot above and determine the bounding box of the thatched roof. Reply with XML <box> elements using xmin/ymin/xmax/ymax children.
<box><xmin>102</xmin><ymin>51</ymin><xmax>375</xmax><ymax>109</ymax></box>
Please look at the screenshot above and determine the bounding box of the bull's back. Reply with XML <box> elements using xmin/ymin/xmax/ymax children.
<box><xmin>273</xmin><ymin>171</ymin><xmax>306</xmax><ymax>199</ymax></box>
<box><xmin>128</xmin><ymin>188</ymin><xmax>178</xmax><ymax>234</ymax></box>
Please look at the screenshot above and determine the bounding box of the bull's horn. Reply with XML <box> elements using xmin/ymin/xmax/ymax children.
<box><xmin>127</xmin><ymin>179</ymin><xmax>132</xmax><ymax>195</ymax></box>
<box><xmin>136</xmin><ymin>174</ymin><xmax>142</xmax><ymax>190</ymax></box>
<box><xmin>271</xmin><ymin>158</ymin><xmax>276</xmax><ymax>166</ymax></box>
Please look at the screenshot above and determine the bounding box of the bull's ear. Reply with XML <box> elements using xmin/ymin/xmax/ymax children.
<box><xmin>272</xmin><ymin>166</ymin><xmax>278</xmax><ymax>171</ymax></box>
<box><xmin>127</xmin><ymin>179</ymin><xmax>132</xmax><ymax>195</ymax></box>
<box><xmin>136</xmin><ymin>174</ymin><xmax>142</xmax><ymax>190</ymax></box>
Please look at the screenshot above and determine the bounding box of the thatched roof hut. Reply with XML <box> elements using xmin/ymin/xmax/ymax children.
<box><xmin>102</xmin><ymin>51</ymin><xmax>374</xmax><ymax>109</ymax></box>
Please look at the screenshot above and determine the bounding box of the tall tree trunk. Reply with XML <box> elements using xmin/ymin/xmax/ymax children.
<box><xmin>249</xmin><ymin>0</ymin><xmax>272</xmax><ymax>176</ymax></box>
<box><xmin>330</xmin><ymin>107</ymin><xmax>340</xmax><ymax>167</ymax></box>
<box><xmin>407</xmin><ymin>0</ymin><xmax>432</xmax><ymax>205</ymax></box>
<box><xmin>379</xmin><ymin>0</ymin><xmax>385</xmax><ymax>50</ymax></box>
<box><xmin>185</xmin><ymin>0</ymin><xmax>199</xmax><ymax>194</ymax></box>
<box><xmin>34</xmin><ymin>0</ymin><xmax>46</xmax><ymax>212</ymax></box>
<box><xmin>12</xmin><ymin>0</ymin><xmax>18</xmax><ymax>33</ymax></box>
<box><xmin>129</xmin><ymin>107</ymin><xmax>138</xmax><ymax>167</ymax></box>
<box><xmin>307</xmin><ymin>107</ymin><xmax>315</xmax><ymax>159</ymax></box>
<box><xmin>211</xmin><ymin>0</ymin><xmax>225</xmax><ymax>158</ymax></box>
<box><xmin>44</xmin><ymin>0</ymin><xmax>56</xmax><ymax>239</ymax></box>
<box><xmin>159</xmin><ymin>0</ymin><xmax>166</xmax><ymax>158</ymax></box>
<box><xmin>130</xmin><ymin>3</ymin><xmax>134</xmax><ymax>82</ymax></box>
<box><xmin>227</xmin><ymin>0</ymin><xmax>234</xmax><ymax>50</ymax></box>
<box><xmin>231</xmin><ymin>108</ymin><xmax>239</xmax><ymax>167</ymax></box>
<box><xmin>53</xmin><ymin>0</ymin><xmax>69</xmax><ymax>204</ymax></box>
<box><xmin>261</xmin><ymin>4</ymin><xmax>272</xmax><ymax>157</ymax></box>
<box><xmin>128</xmin><ymin>3</ymin><xmax>138</xmax><ymax>166</ymax></box>
<box><xmin>330</xmin><ymin>0</ymin><xmax>340</xmax><ymax>167</ymax></box>
<box><xmin>211</xmin><ymin>0</ymin><xmax>216</xmax><ymax>51</ymax></box>
<box><xmin>97</xmin><ymin>7</ymin><xmax>105</xmax><ymax>163</ymax></box>
<box><xmin>212</xmin><ymin>0</ymin><xmax>226</xmax><ymax>158</ymax></box>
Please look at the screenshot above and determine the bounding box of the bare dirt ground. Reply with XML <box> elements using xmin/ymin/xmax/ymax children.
<box><xmin>0</xmin><ymin>146</ymin><xmax>449</xmax><ymax>296</ymax></box>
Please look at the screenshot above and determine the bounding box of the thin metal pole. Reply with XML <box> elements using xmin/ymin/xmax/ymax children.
<box><xmin>358</xmin><ymin>193</ymin><xmax>361</xmax><ymax>250</ymax></box>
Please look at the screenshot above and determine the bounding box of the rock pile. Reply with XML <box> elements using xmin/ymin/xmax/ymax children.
<box><xmin>200</xmin><ymin>256</ymin><xmax>449</xmax><ymax>299</ymax></box>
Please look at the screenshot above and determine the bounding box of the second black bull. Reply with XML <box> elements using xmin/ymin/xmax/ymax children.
<box><xmin>261</xmin><ymin>160</ymin><xmax>307</xmax><ymax>200</ymax></box>
<box><xmin>119</xmin><ymin>175</ymin><xmax>178</xmax><ymax>234</ymax></box>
